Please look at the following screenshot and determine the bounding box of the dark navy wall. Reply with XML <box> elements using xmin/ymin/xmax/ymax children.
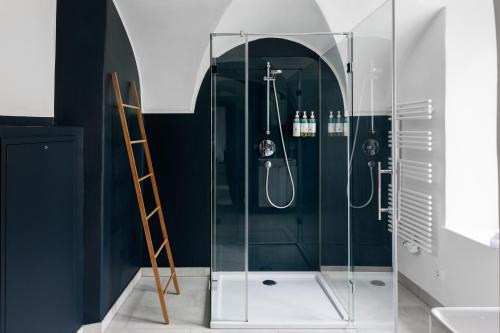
<box><xmin>143</xmin><ymin>78</ymin><xmax>212</xmax><ymax>267</ymax></box>
<box><xmin>55</xmin><ymin>0</ymin><xmax>106</xmax><ymax>322</ymax></box>
<box><xmin>55</xmin><ymin>0</ymin><xmax>142</xmax><ymax>323</ymax></box>
<box><xmin>101</xmin><ymin>0</ymin><xmax>144</xmax><ymax>318</ymax></box>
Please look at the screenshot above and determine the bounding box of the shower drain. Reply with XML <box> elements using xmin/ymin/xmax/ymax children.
<box><xmin>370</xmin><ymin>280</ymin><xmax>386</xmax><ymax>286</ymax></box>
<box><xmin>262</xmin><ymin>279</ymin><xmax>277</xmax><ymax>286</ymax></box>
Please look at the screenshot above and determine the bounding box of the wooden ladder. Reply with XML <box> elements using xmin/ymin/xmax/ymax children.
<box><xmin>111</xmin><ymin>72</ymin><xmax>180</xmax><ymax>324</ymax></box>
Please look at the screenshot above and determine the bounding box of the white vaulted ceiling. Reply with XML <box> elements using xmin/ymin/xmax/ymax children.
<box><xmin>113</xmin><ymin>0</ymin><xmax>386</xmax><ymax>114</ymax></box>
<box><xmin>113</xmin><ymin>0</ymin><xmax>232</xmax><ymax>113</ymax></box>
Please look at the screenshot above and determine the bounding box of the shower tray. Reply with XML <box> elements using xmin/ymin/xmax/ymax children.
<box><xmin>210</xmin><ymin>271</ymin><xmax>349</xmax><ymax>329</ymax></box>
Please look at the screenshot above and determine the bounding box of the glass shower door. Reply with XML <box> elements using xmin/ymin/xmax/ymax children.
<box><xmin>210</xmin><ymin>34</ymin><xmax>248</xmax><ymax>323</ymax></box>
<box><xmin>349</xmin><ymin>0</ymin><xmax>396</xmax><ymax>330</ymax></box>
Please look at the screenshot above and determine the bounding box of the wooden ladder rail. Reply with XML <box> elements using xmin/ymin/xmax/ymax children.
<box><xmin>111</xmin><ymin>72</ymin><xmax>180</xmax><ymax>325</ymax></box>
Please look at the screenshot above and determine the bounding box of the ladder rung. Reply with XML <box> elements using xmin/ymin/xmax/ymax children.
<box><xmin>122</xmin><ymin>103</ymin><xmax>139</xmax><ymax>109</ymax></box>
<box><xmin>130</xmin><ymin>139</ymin><xmax>146</xmax><ymax>144</ymax></box>
<box><xmin>139</xmin><ymin>173</ymin><xmax>152</xmax><ymax>182</ymax></box>
<box><xmin>146</xmin><ymin>206</ymin><xmax>160</xmax><ymax>220</ymax></box>
<box><xmin>163</xmin><ymin>271</ymin><xmax>176</xmax><ymax>294</ymax></box>
<box><xmin>155</xmin><ymin>239</ymin><xmax>168</xmax><ymax>258</ymax></box>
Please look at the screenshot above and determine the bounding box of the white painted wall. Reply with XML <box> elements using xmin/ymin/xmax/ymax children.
<box><xmin>396</xmin><ymin>0</ymin><xmax>500</xmax><ymax>307</ymax></box>
<box><xmin>0</xmin><ymin>0</ymin><xmax>57</xmax><ymax>118</ymax></box>
<box><xmin>437</xmin><ymin>0</ymin><xmax>499</xmax><ymax>242</ymax></box>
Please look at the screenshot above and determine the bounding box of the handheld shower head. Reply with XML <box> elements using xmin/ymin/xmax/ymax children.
<box><xmin>271</xmin><ymin>69</ymin><xmax>282</xmax><ymax>75</ymax></box>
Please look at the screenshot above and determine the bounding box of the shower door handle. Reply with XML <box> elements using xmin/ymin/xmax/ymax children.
<box><xmin>377</xmin><ymin>161</ymin><xmax>392</xmax><ymax>220</ymax></box>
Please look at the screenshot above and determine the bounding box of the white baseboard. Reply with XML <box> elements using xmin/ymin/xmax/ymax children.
<box><xmin>76</xmin><ymin>267</ymin><xmax>209</xmax><ymax>333</ymax></box>
<box><xmin>78</xmin><ymin>322</ymin><xmax>101</xmax><ymax>333</ymax></box>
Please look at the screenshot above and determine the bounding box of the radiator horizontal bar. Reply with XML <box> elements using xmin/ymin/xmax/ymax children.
<box><xmin>400</xmin><ymin>203</ymin><xmax>432</xmax><ymax>221</ymax></box>
<box><xmin>397</xmin><ymin>135</ymin><xmax>432</xmax><ymax>140</ymax></box>
<box><xmin>398</xmin><ymin>140</ymin><xmax>432</xmax><ymax>146</ymax></box>
<box><xmin>397</xmin><ymin>226</ymin><xmax>432</xmax><ymax>245</ymax></box>
<box><xmin>390</xmin><ymin>130</ymin><xmax>432</xmax><ymax>135</ymax></box>
<box><xmin>399</xmin><ymin>212</ymin><xmax>433</xmax><ymax>227</ymax></box>
<box><xmin>392</xmin><ymin>144</ymin><xmax>432</xmax><ymax>151</ymax></box>
<box><xmin>400</xmin><ymin>199</ymin><xmax>432</xmax><ymax>214</ymax></box>
<box><xmin>401</xmin><ymin>163</ymin><xmax>432</xmax><ymax>172</ymax></box>
<box><xmin>402</xmin><ymin>169</ymin><xmax>432</xmax><ymax>179</ymax></box>
<box><xmin>394</xmin><ymin>113</ymin><xmax>433</xmax><ymax>119</ymax></box>
<box><xmin>397</xmin><ymin>109</ymin><xmax>433</xmax><ymax>115</ymax></box>
<box><xmin>400</xmin><ymin>192</ymin><xmax>432</xmax><ymax>205</ymax></box>
<box><xmin>390</xmin><ymin>215</ymin><xmax>433</xmax><ymax>233</ymax></box>
<box><xmin>401</xmin><ymin>187</ymin><xmax>432</xmax><ymax>199</ymax></box>
<box><xmin>400</xmin><ymin>159</ymin><xmax>432</xmax><ymax>167</ymax></box>
<box><xmin>389</xmin><ymin>219</ymin><xmax>432</xmax><ymax>238</ymax></box>
<box><xmin>389</xmin><ymin>224</ymin><xmax>433</xmax><ymax>245</ymax></box>
<box><xmin>397</xmin><ymin>99</ymin><xmax>432</xmax><ymax>106</ymax></box>
<box><xmin>403</xmin><ymin>174</ymin><xmax>432</xmax><ymax>183</ymax></box>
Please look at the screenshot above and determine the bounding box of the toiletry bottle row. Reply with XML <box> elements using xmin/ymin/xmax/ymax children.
<box><xmin>328</xmin><ymin>110</ymin><xmax>349</xmax><ymax>137</ymax></box>
<box><xmin>293</xmin><ymin>110</ymin><xmax>316</xmax><ymax>137</ymax></box>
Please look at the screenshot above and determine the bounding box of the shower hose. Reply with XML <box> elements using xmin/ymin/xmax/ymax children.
<box><xmin>264</xmin><ymin>80</ymin><xmax>295</xmax><ymax>209</ymax></box>
<box><xmin>349</xmin><ymin>77</ymin><xmax>375</xmax><ymax>209</ymax></box>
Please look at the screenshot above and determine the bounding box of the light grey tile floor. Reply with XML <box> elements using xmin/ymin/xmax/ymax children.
<box><xmin>104</xmin><ymin>276</ymin><xmax>430</xmax><ymax>333</ymax></box>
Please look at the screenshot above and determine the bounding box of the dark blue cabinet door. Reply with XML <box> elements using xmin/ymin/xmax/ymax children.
<box><xmin>4</xmin><ymin>140</ymin><xmax>79</xmax><ymax>333</ymax></box>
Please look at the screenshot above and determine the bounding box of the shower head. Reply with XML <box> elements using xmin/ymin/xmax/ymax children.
<box><xmin>271</xmin><ymin>69</ymin><xmax>282</xmax><ymax>75</ymax></box>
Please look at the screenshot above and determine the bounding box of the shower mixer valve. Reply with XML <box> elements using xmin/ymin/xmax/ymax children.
<box><xmin>259</xmin><ymin>139</ymin><xmax>276</xmax><ymax>157</ymax></box>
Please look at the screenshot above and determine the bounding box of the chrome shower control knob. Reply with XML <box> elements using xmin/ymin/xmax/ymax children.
<box><xmin>259</xmin><ymin>140</ymin><xmax>276</xmax><ymax>157</ymax></box>
<box><xmin>264</xmin><ymin>160</ymin><xmax>272</xmax><ymax>169</ymax></box>
<box><xmin>362</xmin><ymin>138</ymin><xmax>380</xmax><ymax>156</ymax></box>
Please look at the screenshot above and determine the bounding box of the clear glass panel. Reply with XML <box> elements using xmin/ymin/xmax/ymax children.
<box><xmin>244</xmin><ymin>33</ymin><xmax>351</xmax><ymax>324</ymax></box>
<box><xmin>350</xmin><ymin>0</ymin><xmax>396</xmax><ymax>329</ymax></box>
<box><xmin>315</xmin><ymin>34</ymin><xmax>352</xmax><ymax>318</ymax></box>
<box><xmin>211</xmin><ymin>34</ymin><xmax>248</xmax><ymax>323</ymax></box>
<box><xmin>246</xmin><ymin>38</ymin><xmax>322</xmax><ymax>272</ymax></box>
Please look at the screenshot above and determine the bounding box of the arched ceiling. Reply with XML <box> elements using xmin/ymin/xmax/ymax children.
<box><xmin>113</xmin><ymin>0</ymin><xmax>232</xmax><ymax>113</ymax></box>
<box><xmin>113</xmin><ymin>0</ymin><xmax>386</xmax><ymax>113</ymax></box>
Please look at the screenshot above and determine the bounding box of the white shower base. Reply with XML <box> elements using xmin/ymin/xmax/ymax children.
<box><xmin>210</xmin><ymin>271</ymin><xmax>349</xmax><ymax>329</ymax></box>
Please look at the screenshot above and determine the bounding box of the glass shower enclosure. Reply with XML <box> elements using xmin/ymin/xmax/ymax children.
<box><xmin>210</xmin><ymin>2</ymin><xmax>396</xmax><ymax>330</ymax></box>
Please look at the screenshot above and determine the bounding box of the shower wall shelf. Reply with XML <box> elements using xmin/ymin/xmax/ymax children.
<box><xmin>388</xmin><ymin>99</ymin><xmax>434</xmax><ymax>254</ymax></box>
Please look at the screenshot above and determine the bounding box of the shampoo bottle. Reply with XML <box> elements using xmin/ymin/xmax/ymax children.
<box><xmin>335</xmin><ymin>111</ymin><xmax>343</xmax><ymax>136</ymax></box>
<box><xmin>300</xmin><ymin>111</ymin><xmax>309</xmax><ymax>137</ymax></box>
<box><xmin>308</xmin><ymin>111</ymin><xmax>317</xmax><ymax>137</ymax></box>
<box><xmin>328</xmin><ymin>111</ymin><xmax>335</xmax><ymax>136</ymax></box>
<box><xmin>292</xmin><ymin>111</ymin><xmax>301</xmax><ymax>137</ymax></box>
<box><xmin>343</xmin><ymin>113</ymin><xmax>349</xmax><ymax>137</ymax></box>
